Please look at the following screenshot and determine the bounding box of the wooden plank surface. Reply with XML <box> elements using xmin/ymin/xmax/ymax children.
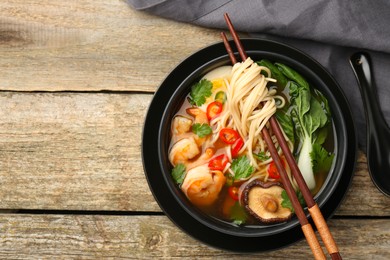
<box><xmin>0</xmin><ymin>92</ymin><xmax>158</xmax><ymax>211</ymax></box>
<box><xmin>0</xmin><ymin>92</ymin><xmax>389</xmax><ymax>215</ymax></box>
<box><xmin>0</xmin><ymin>0</ymin><xmax>389</xmax><ymax>259</ymax></box>
<box><xmin>0</xmin><ymin>214</ymin><xmax>388</xmax><ymax>259</ymax></box>
<box><xmin>0</xmin><ymin>0</ymin><xmax>220</xmax><ymax>92</ymax></box>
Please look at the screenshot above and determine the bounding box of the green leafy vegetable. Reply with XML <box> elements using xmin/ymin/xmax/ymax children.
<box><xmin>255</xmin><ymin>60</ymin><xmax>335</xmax><ymax>191</ymax></box>
<box><xmin>275</xmin><ymin>110</ymin><xmax>295</xmax><ymax>144</ymax></box>
<box><xmin>313</xmin><ymin>88</ymin><xmax>331</xmax><ymax>119</ymax></box>
<box><xmin>281</xmin><ymin>190</ymin><xmax>306</xmax><ymax>213</ymax></box>
<box><xmin>289</xmin><ymin>76</ymin><xmax>331</xmax><ymax>189</ymax></box>
<box><xmin>311</xmin><ymin>143</ymin><xmax>335</xmax><ymax>174</ymax></box>
<box><xmin>292</xmin><ymin>96</ymin><xmax>327</xmax><ymax>183</ymax></box>
<box><xmin>192</xmin><ymin>123</ymin><xmax>212</xmax><ymax>137</ymax></box>
<box><xmin>287</xmin><ymin>81</ymin><xmax>301</xmax><ymax>99</ymax></box>
<box><xmin>230</xmin><ymin>201</ymin><xmax>247</xmax><ymax>225</ymax></box>
<box><xmin>171</xmin><ymin>164</ymin><xmax>186</xmax><ymax>186</ymax></box>
<box><xmin>231</xmin><ymin>156</ymin><xmax>254</xmax><ymax>180</ymax></box>
<box><xmin>189</xmin><ymin>79</ymin><xmax>213</xmax><ymax>106</ymax></box>
<box><xmin>275</xmin><ymin>63</ymin><xmax>309</xmax><ymax>90</ymax></box>
<box><xmin>257</xmin><ymin>59</ymin><xmax>288</xmax><ymax>87</ymax></box>
<box><xmin>253</xmin><ymin>151</ymin><xmax>270</xmax><ymax>161</ymax></box>
<box><xmin>272</xmin><ymin>62</ymin><xmax>335</xmax><ymax>190</ymax></box>
<box><xmin>313</xmin><ymin>127</ymin><xmax>328</xmax><ymax>145</ymax></box>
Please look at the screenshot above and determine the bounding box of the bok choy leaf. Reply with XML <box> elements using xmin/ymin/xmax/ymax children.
<box><xmin>276</xmin><ymin>63</ymin><xmax>333</xmax><ymax>190</ymax></box>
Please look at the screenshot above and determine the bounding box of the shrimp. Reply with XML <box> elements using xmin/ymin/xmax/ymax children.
<box><xmin>181</xmin><ymin>164</ymin><xmax>226</xmax><ymax>206</ymax></box>
<box><xmin>172</xmin><ymin>115</ymin><xmax>192</xmax><ymax>135</ymax></box>
<box><xmin>186</xmin><ymin>107</ymin><xmax>209</xmax><ymax>146</ymax></box>
<box><xmin>186</xmin><ymin>107</ymin><xmax>209</xmax><ymax>124</ymax></box>
<box><xmin>186</xmin><ymin>147</ymin><xmax>215</xmax><ymax>171</ymax></box>
<box><xmin>169</xmin><ymin>109</ymin><xmax>212</xmax><ymax>166</ymax></box>
<box><xmin>169</xmin><ymin>137</ymin><xmax>200</xmax><ymax>166</ymax></box>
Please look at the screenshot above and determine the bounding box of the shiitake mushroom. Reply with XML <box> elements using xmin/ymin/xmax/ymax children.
<box><xmin>241</xmin><ymin>180</ymin><xmax>292</xmax><ymax>224</ymax></box>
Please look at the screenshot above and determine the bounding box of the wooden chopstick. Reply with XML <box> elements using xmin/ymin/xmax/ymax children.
<box><xmin>223</xmin><ymin>13</ymin><xmax>341</xmax><ymax>260</ymax></box>
<box><xmin>270</xmin><ymin>117</ymin><xmax>342</xmax><ymax>260</ymax></box>
<box><xmin>220</xmin><ymin>26</ymin><xmax>326</xmax><ymax>260</ymax></box>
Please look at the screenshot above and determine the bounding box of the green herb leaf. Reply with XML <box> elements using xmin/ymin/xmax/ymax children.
<box><xmin>281</xmin><ymin>190</ymin><xmax>293</xmax><ymax>212</ymax></box>
<box><xmin>310</xmin><ymin>143</ymin><xmax>335</xmax><ymax>174</ymax></box>
<box><xmin>281</xmin><ymin>190</ymin><xmax>306</xmax><ymax>213</ymax></box>
<box><xmin>192</xmin><ymin>123</ymin><xmax>212</xmax><ymax>137</ymax></box>
<box><xmin>171</xmin><ymin>164</ymin><xmax>186</xmax><ymax>186</ymax></box>
<box><xmin>253</xmin><ymin>151</ymin><xmax>270</xmax><ymax>161</ymax></box>
<box><xmin>231</xmin><ymin>156</ymin><xmax>254</xmax><ymax>180</ymax></box>
<box><xmin>297</xmin><ymin>190</ymin><xmax>305</xmax><ymax>206</ymax></box>
<box><xmin>230</xmin><ymin>201</ymin><xmax>247</xmax><ymax>225</ymax></box>
<box><xmin>189</xmin><ymin>79</ymin><xmax>213</xmax><ymax>106</ymax></box>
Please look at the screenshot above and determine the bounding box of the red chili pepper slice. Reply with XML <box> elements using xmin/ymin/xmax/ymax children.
<box><xmin>267</xmin><ymin>159</ymin><xmax>286</xmax><ymax>179</ymax></box>
<box><xmin>231</xmin><ymin>138</ymin><xmax>244</xmax><ymax>158</ymax></box>
<box><xmin>228</xmin><ymin>186</ymin><xmax>239</xmax><ymax>201</ymax></box>
<box><xmin>206</xmin><ymin>101</ymin><xmax>223</xmax><ymax>120</ymax></box>
<box><xmin>208</xmin><ymin>154</ymin><xmax>229</xmax><ymax>171</ymax></box>
<box><xmin>219</xmin><ymin>128</ymin><xmax>239</xmax><ymax>144</ymax></box>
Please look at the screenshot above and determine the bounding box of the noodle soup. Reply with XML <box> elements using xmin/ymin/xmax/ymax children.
<box><xmin>168</xmin><ymin>57</ymin><xmax>334</xmax><ymax>226</ymax></box>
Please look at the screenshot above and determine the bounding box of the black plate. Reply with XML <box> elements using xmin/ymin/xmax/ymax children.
<box><xmin>142</xmin><ymin>39</ymin><xmax>357</xmax><ymax>252</ymax></box>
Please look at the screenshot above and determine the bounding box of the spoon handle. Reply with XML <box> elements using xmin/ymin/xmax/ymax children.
<box><xmin>350</xmin><ymin>52</ymin><xmax>390</xmax><ymax>197</ymax></box>
<box><xmin>349</xmin><ymin>52</ymin><xmax>387</xmax><ymax>130</ymax></box>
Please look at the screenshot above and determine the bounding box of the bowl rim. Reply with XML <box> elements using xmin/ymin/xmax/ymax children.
<box><xmin>142</xmin><ymin>38</ymin><xmax>357</xmax><ymax>252</ymax></box>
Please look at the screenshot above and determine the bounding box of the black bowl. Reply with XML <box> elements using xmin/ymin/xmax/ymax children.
<box><xmin>142</xmin><ymin>38</ymin><xmax>356</xmax><ymax>252</ymax></box>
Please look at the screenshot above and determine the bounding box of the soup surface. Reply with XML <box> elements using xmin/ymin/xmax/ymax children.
<box><xmin>168</xmin><ymin>57</ymin><xmax>334</xmax><ymax>225</ymax></box>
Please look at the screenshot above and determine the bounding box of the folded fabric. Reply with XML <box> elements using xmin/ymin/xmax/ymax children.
<box><xmin>128</xmin><ymin>0</ymin><xmax>390</xmax><ymax>151</ymax></box>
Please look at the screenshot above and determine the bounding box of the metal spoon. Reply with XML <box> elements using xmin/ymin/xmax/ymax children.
<box><xmin>350</xmin><ymin>52</ymin><xmax>390</xmax><ymax>197</ymax></box>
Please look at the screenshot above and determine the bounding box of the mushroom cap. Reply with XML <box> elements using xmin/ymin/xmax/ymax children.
<box><xmin>242</xmin><ymin>180</ymin><xmax>293</xmax><ymax>224</ymax></box>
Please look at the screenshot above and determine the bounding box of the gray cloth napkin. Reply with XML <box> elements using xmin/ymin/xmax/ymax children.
<box><xmin>128</xmin><ymin>0</ymin><xmax>390</xmax><ymax>151</ymax></box>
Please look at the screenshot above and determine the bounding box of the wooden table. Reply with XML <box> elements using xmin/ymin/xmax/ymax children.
<box><xmin>0</xmin><ymin>1</ymin><xmax>389</xmax><ymax>259</ymax></box>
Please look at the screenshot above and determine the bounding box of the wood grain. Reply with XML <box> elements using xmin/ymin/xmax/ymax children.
<box><xmin>0</xmin><ymin>214</ymin><xmax>388</xmax><ymax>259</ymax></box>
<box><xmin>0</xmin><ymin>92</ymin><xmax>389</xmax><ymax>215</ymax></box>
<box><xmin>0</xmin><ymin>92</ymin><xmax>158</xmax><ymax>211</ymax></box>
<box><xmin>0</xmin><ymin>0</ymin><xmax>388</xmax><ymax>259</ymax></box>
<box><xmin>0</xmin><ymin>0</ymin><xmax>220</xmax><ymax>92</ymax></box>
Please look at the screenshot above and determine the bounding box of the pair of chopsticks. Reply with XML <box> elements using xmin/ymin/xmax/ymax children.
<box><xmin>222</xmin><ymin>13</ymin><xmax>341</xmax><ymax>260</ymax></box>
